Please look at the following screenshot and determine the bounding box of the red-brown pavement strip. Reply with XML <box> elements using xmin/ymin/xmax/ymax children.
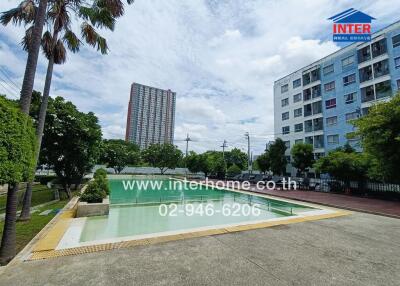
<box><xmin>197</xmin><ymin>179</ymin><xmax>400</xmax><ymax>219</ymax></box>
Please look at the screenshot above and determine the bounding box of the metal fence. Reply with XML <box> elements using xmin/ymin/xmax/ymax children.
<box><xmin>296</xmin><ymin>177</ymin><xmax>400</xmax><ymax>199</ymax></box>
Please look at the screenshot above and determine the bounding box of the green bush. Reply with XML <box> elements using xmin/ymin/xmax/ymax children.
<box><xmin>80</xmin><ymin>169</ymin><xmax>109</xmax><ymax>203</ymax></box>
<box><xmin>94</xmin><ymin>168</ymin><xmax>107</xmax><ymax>179</ymax></box>
<box><xmin>79</xmin><ymin>180</ymin><xmax>106</xmax><ymax>203</ymax></box>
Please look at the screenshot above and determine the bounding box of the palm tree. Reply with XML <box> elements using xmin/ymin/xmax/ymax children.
<box><xmin>0</xmin><ymin>0</ymin><xmax>134</xmax><ymax>262</ymax></box>
<box><xmin>1</xmin><ymin>0</ymin><xmax>49</xmax><ymax>115</ymax></box>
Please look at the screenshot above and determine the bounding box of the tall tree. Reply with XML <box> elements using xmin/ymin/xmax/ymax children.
<box><xmin>100</xmin><ymin>139</ymin><xmax>140</xmax><ymax>173</ymax></box>
<box><xmin>142</xmin><ymin>144</ymin><xmax>183</xmax><ymax>174</ymax></box>
<box><xmin>314</xmin><ymin>148</ymin><xmax>371</xmax><ymax>188</ymax></box>
<box><xmin>351</xmin><ymin>93</ymin><xmax>400</xmax><ymax>183</ymax></box>
<box><xmin>291</xmin><ymin>142</ymin><xmax>314</xmax><ymax>177</ymax></box>
<box><xmin>185</xmin><ymin>151</ymin><xmax>201</xmax><ymax>174</ymax></box>
<box><xmin>0</xmin><ymin>97</ymin><xmax>36</xmax><ymax>264</ymax></box>
<box><xmin>268</xmin><ymin>138</ymin><xmax>287</xmax><ymax>176</ymax></box>
<box><xmin>255</xmin><ymin>151</ymin><xmax>270</xmax><ymax>174</ymax></box>
<box><xmin>225</xmin><ymin>148</ymin><xmax>248</xmax><ymax>170</ymax></box>
<box><xmin>19</xmin><ymin>0</ymin><xmax>134</xmax><ymax>220</ymax></box>
<box><xmin>39</xmin><ymin>97</ymin><xmax>102</xmax><ymax>197</ymax></box>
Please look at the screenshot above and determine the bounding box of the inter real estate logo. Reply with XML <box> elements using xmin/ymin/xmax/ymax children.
<box><xmin>328</xmin><ymin>8</ymin><xmax>375</xmax><ymax>42</ymax></box>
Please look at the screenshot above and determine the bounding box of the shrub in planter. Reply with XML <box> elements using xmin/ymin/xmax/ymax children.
<box><xmin>94</xmin><ymin>168</ymin><xmax>107</xmax><ymax>180</ymax></box>
<box><xmin>80</xmin><ymin>180</ymin><xmax>106</xmax><ymax>203</ymax></box>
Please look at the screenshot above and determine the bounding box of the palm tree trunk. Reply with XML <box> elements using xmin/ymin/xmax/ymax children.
<box><xmin>0</xmin><ymin>183</ymin><xmax>19</xmax><ymax>265</ymax></box>
<box><xmin>19</xmin><ymin>0</ymin><xmax>48</xmax><ymax>114</ymax></box>
<box><xmin>19</xmin><ymin>54</ymin><xmax>55</xmax><ymax>221</ymax></box>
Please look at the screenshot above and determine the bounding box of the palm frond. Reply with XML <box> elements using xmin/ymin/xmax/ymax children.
<box><xmin>96</xmin><ymin>35</ymin><xmax>108</xmax><ymax>54</ymax></box>
<box><xmin>41</xmin><ymin>31</ymin><xmax>54</xmax><ymax>60</ymax></box>
<box><xmin>63</xmin><ymin>30</ymin><xmax>81</xmax><ymax>53</ymax></box>
<box><xmin>81</xmin><ymin>21</ymin><xmax>97</xmax><ymax>46</ymax></box>
<box><xmin>21</xmin><ymin>25</ymin><xmax>34</xmax><ymax>51</ymax></box>
<box><xmin>79</xmin><ymin>6</ymin><xmax>115</xmax><ymax>30</ymax></box>
<box><xmin>0</xmin><ymin>0</ymin><xmax>36</xmax><ymax>26</ymax></box>
<box><xmin>99</xmin><ymin>0</ymin><xmax>124</xmax><ymax>18</ymax></box>
<box><xmin>81</xmin><ymin>22</ymin><xmax>109</xmax><ymax>54</ymax></box>
<box><xmin>53</xmin><ymin>39</ymin><xmax>66</xmax><ymax>64</ymax></box>
<box><xmin>48</xmin><ymin>1</ymin><xmax>70</xmax><ymax>32</ymax></box>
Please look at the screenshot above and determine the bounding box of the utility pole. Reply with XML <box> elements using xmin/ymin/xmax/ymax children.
<box><xmin>221</xmin><ymin>140</ymin><xmax>228</xmax><ymax>180</ymax></box>
<box><xmin>184</xmin><ymin>134</ymin><xmax>191</xmax><ymax>157</ymax></box>
<box><xmin>245</xmin><ymin>132</ymin><xmax>252</xmax><ymax>174</ymax></box>
<box><xmin>184</xmin><ymin>134</ymin><xmax>191</xmax><ymax>177</ymax></box>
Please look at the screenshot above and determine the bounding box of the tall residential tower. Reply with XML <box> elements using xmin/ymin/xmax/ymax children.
<box><xmin>274</xmin><ymin>21</ymin><xmax>400</xmax><ymax>177</ymax></box>
<box><xmin>125</xmin><ymin>83</ymin><xmax>176</xmax><ymax>149</ymax></box>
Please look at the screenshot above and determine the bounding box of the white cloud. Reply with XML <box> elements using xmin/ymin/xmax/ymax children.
<box><xmin>1</xmin><ymin>0</ymin><xmax>400</xmax><ymax>154</ymax></box>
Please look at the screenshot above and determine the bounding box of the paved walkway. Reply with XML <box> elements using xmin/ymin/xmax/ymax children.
<box><xmin>202</xmin><ymin>180</ymin><xmax>400</xmax><ymax>218</ymax></box>
<box><xmin>0</xmin><ymin>213</ymin><xmax>399</xmax><ymax>286</ymax></box>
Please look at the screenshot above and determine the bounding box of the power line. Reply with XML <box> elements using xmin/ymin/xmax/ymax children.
<box><xmin>0</xmin><ymin>66</ymin><xmax>21</xmax><ymax>91</ymax></box>
<box><xmin>0</xmin><ymin>80</ymin><xmax>19</xmax><ymax>99</ymax></box>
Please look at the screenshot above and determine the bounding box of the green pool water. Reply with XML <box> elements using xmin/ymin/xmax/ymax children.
<box><xmin>79</xmin><ymin>178</ymin><xmax>314</xmax><ymax>242</ymax></box>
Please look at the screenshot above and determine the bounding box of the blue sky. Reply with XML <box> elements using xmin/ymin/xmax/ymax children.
<box><xmin>1</xmin><ymin>0</ymin><xmax>400</xmax><ymax>154</ymax></box>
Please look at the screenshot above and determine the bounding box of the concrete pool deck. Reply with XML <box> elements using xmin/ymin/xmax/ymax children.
<box><xmin>0</xmin><ymin>212</ymin><xmax>399</xmax><ymax>286</ymax></box>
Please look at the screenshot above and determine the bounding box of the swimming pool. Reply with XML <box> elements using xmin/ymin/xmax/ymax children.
<box><xmin>74</xmin><ymin>178</ymin><xmax>316</xmax><ymax>243</ymax></box>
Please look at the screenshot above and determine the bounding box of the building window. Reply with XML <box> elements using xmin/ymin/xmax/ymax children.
<box><xmin>284</xmin><ymin>141</ymin><xmax>290</xmax><ymax>148</ymax></box>
<box><xmin>361</xmin><ymin>85</ymin><xmax>375</xmax><ymax>103</ymax></box>
<box><xmin>343</xmin><ymin>73</ymin><xmax>356</xmax><ymax>86</ymax></box>
<box><xmin>395</xmin><ymin>57</ymin><xmax>400</xmax><ymax>69</ymax></box>
<box><xmin>302</xmin><ymin>73</ymin><xmax>311</xmax><ymax>86</ymax></box>
<box><xmin>310</xmin><ymin>68</ymin><xmax>320</xmax><ymax>82</ymax></box>
<box><xmin>326</xmin><ymin>116</ymin><xmax>337</xmax><ymax>126</ymax></box>
<box><xmin>294</xmin><ymin>108</ymin><xmax>302</xmax><ymax>118</ymax></box>
<box><xmin>344</xmin><ymin>92</ymin><xmax>357</xmax><ymax>104</ymax></box>
<box><xmin>293</xmin><ymin>78</ymin><xmax>301</xmax><ymax>88</ymax></box>
<box><xmin>373</xmin><ymin>59</ymin><xmax>389</xmax><ymax>78</ymax></box>
<box><xmin>304</xmin><ymin>120</ymin><xmax>313</xmax><ymax>132</ymax></box>
<box><xmin>357</xmin><ymin>46</ymin><xmax>371</xmax><ymax>63</ymax></box>
<box><xmin>327</xmin><ymin>134</ymin><xmax>339</xmax><ymax>145</ymax></box>
<box><xmin>324</xmin><ymin>81</ymin><xmax>335</xmax><ymax>92</ymax></box>
<box><xmin>371</xmin><ymin>39</ymin><xmax>387</xmax><ymax>58</ymax></box>
<box><xmin>323</xmin><ymin>64</ymin><xmax>334</xmax><ymax>75</ymax></box>
<box><xmin>294</xmin><ymin>123</ymin><xmax>303</xmax><ymax>132</ymax></box>
<box><xmin>312</xmin><ymin>85</ymin><xmax>321</xmax><ymax>98</ymax></box>
<box><xmin>345</xmin><ymin>111</ymin><xmax>359</xmax><ymax>122</ymax></box>
<box><xmin>281</xmin><ymin>84</ymin><xmax>289</xmax><ymax>93</ymax></box>
<box><xmin>305</xmin><ymin>136</ymin><xmax>313</xmax><ymax>145</ymax></box>
<box><xmin>282</xmin><ymin>111</ymin><xmax>289</xmax><ymax>121</ymax></box>
<box><xmin>397</xmin><ymin>79</ymin><xmax>400</xmax><ymax>90</ymax></box>
<box><xmin>325</xmin><ymin>98</ymin><xmax>336</xmax><ymax>109</ymax></box>
<box><xmin>375</xmin><ymin>80</ymin><xmax>392</xmax><ymax>99</ymax></box>
<box><xmin>342</xmin><ymin>55</ymin><xmax>354</xmax><ymax>67</ymax></box>
<box><xmin>313</xmin><ymin>117</ymin><xmax>323</xmax><ymax>131</ymax></box>
<box><xmin>314</xmin><ymin>135</ymin><xmax>324</xmax><ymax>149</ymax></box>
<box><xmin>303</xmin><ymin>89</ymin><xmax>311</xmax><ymax>101</ymax></box>
<box><xmin>295</xmin><ymin>139</ymin><xmax>303</xmax><ymax>145</ymax></box>
<box><xmin>312</xmin><ymin>101</ymin><xmax>322</xmax><ymax>114</ymax></box>
<box><xmin>304</xmin><ymin>104</ymin><xmax>312</xmax><ymax>117</ymax></box>
<box><xmin>293</xmin><ymin>93</ymin><xmax>302</xmax><ymax>103</ymax></box>
<box><xmin>359</xmin><ymin>65</ymin><xmax>373</xmax><ymax>83</ymax></box>
<box><xmin>393</xmin><ymin>34</ymin><xmax>400</xmax><ymax>48</ymax></box>
<box><xmin>281</xmin><ymin>98</ymin><xmax>289</xmax><ymax>107</ymax></box>
<box><xmin>282</xmin><ymin>126</ymin><xmax>290</xmax><ymax>135</ymax></box>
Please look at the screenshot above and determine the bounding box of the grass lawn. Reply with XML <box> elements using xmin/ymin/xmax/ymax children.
<box><xmin>0</xmin><ymin>184</ymin><xmax>55</xmax><ymax>213</ymax></box>
<box><xmin>0</xmin><ymin>199</ymin><xmax>69</xmax><ymax>254</ymax></box>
